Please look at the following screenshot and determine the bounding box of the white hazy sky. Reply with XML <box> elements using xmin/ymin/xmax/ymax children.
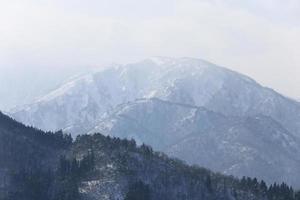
<box><xmin>0</xmin><ymin>0</ymin><xmax>300</xmax><ymax>109</ymax></box>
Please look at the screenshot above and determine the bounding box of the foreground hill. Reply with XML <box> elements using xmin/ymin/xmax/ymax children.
<box><xmin>0</xmin><ymin>111</ymin><xmax>72</xmax><ymax>199</ymax></box>
<box><xmin>0</xmin><ymin>111</ymin><xmax>298</xmax><ymax>200</ymax></box>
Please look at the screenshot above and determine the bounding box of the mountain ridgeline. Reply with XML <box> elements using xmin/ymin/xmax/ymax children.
<box><xmin>1</xmin><ymin>111</ymin><xmax>300</xmax><ymax>200</ymax></box>
<box><xmin>10</xmin><ymin>57</ymin><xmax>300</xmax><ymax>187</ymax></box>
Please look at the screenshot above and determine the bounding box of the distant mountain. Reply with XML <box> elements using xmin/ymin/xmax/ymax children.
<box><xmin>89</xmin><ymin>98</ymin><xmax>300</xmax><ymax>187</ymax></box>
<box><xmin>10</xmin><ymin>57</ymin><xmax>300</xmax><ymax>138</ymax></box>
<box><xmin>0</xmin><ymin>111</ymin><xmax>296</xmax><ymax>200</ymax></box>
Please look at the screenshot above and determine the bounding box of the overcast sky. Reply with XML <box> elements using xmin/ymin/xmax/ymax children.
<box><xmin>0</xmin><ymin>0</ymin><xmax>300</xmax><ymax>109</ymax></box>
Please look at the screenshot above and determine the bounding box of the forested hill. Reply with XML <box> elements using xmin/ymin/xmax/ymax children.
<box><xmin>0</xmin><ymin>111</ymin><xmax>72</xmax><ymax>178</ymax></box>
<box><xmin>0</xmin><ymin>111</ymin><xmax>72</xmax><ymax>199</ymax></box>
<box><xmin>73</xmin><ymin>134</ymin><xmax>299</xmax><ymax>200</ymax></box>
<box><xmin>0</xmin><ymin>111</ymin><xmax>72</xmax><ymax>148</ymax></box>
<box><xmin>0</xmin><ymin>111</ymin><xmax>299</xmax><ymax>200</ymax></box>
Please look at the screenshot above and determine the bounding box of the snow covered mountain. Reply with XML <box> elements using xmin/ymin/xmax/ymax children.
<box><xmin>9</xmin><ymin>57</ymin><xmax>300</xmax><ymax>187</ymax></box>
<box><xmin>89</xmin><ymin>98</ymin><xmax>300</xmax><ymax>187</ymax></box>
<box><xmin>10</xmin><ymin>57</ymin><xmax>300</xmax><ymax>138</ymax></box>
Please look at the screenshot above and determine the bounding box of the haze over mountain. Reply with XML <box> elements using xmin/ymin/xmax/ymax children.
<box><xmin>2</xmin><ymin>0</ymin><xmax>300</xmax><ymax>102</ymax></box>
<box><xmin>10</xmin><ymin>57</ymin><xmax>300</xmax><ymax>187</ymax></box>
<box><xmin>0</xmin><ymin>66</ymin><xmax>95</xmax><ymax>111</ymax></box>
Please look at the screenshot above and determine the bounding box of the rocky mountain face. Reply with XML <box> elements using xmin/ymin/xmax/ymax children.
<box><xmin>0</xmin><ymin>111</ymin><xmax>296</xmax><ymax>200</ymax></box>
<box><xmin>9</xmin><ymin>57</ymin><xmax>300</xmax><ymax>187</ymax></box>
